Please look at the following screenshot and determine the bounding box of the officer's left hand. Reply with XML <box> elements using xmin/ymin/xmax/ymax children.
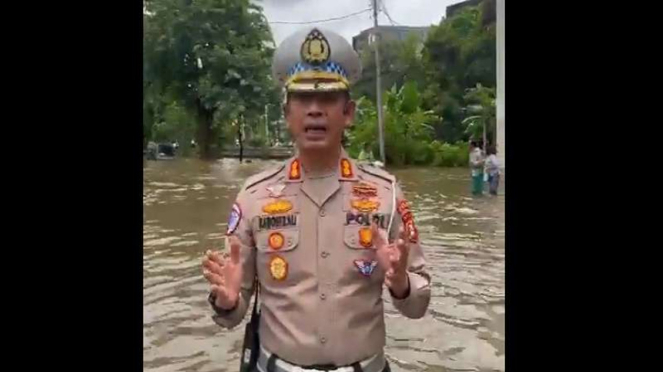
<box><xmin>372</xmin><ymin>223</ymin><xmax>410</xmax><ymax>298</ymax></box>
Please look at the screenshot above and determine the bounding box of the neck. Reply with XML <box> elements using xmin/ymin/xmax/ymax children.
<box><xmin>298</xmin><ymin>146</ymin><xmax>342</xmax><ymax>176</ymax></box>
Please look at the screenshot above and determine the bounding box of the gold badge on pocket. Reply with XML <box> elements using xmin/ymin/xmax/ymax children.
<box><xmin>269</xmin><ymin>256</ymin><xmax>288</xmax><ymax>281</ymax></box>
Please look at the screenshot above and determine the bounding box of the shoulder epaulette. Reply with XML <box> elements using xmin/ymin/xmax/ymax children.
<box><xmin>357</xmin><ymin>163</ymin><xmax>396</xmax><ymax>183</ymax></box>
<box><xmin>244</xmin><ymin>163</ymin><xmax>286</xmax><ymax>190</ymax></box>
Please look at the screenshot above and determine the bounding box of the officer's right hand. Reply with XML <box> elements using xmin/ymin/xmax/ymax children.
<box><xmin>202</xmin><ymin>235</ymin><xmax>243</xmax><ymax>310</ymax></box>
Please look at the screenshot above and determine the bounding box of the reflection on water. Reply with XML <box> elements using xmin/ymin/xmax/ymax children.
<box><xmin>144</xmin><ymin>158</ymin><xmax>504</xmax><ymax>372</ymax></box>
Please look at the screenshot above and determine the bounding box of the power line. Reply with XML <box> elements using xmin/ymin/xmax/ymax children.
<box><xmin>380</xmin><ymin>0</ymin><xmax>401</xmax><ymax>26</ymax></box>
<box><xmin>269</xmin><ymin>8</ymin><xmax>371</xmax><ymax>25</ymax></box>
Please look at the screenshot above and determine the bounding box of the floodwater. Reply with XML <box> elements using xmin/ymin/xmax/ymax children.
<box><xmin>143</xmin><ymin>158</ymin><xmax>504</xmax><ymax>372</ymax></box>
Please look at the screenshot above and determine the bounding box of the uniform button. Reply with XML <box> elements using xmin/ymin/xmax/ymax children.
<box><xmin>321</xmin><ymin>251</ymin><xmax>329</xmax><ymax>258</ymax></box>
<box><xmin>320</xmin><ymin>336</ymin><xmax>327</xmax><ymax>344</ymax></box>
<box><xmin>320</xmin><ymin>293</ymin><xmax>326</xmax><ymax>300</ymax></box>
<box><xmin>319</xmin><ymin>209</ymin><xmax>326</xmax><ymax>217</ymax></box>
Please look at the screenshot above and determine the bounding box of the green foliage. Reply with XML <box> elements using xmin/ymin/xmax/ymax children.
<box><xmin>421</xmin><ymin>4</ymin><xmax>496</xmax><ymax>143</ymax></box>
<box><xmin>349</xmin><ymin>81</ymin><xmax>438</xmax><ymax>165</ymax></box>
<box><xmin>143</xmin><ymin>0</ymin><xmax>278</xmax><ymax>158</ymax></box>
<box><xmin>430</xmin><ymin>141</ymin><xmax>469</xmax><ymax>167</ymax></box>
<box><xmin>462</xmin><ymin>83</ymin><xmax>496</xmax><ymax>145</ymax></box>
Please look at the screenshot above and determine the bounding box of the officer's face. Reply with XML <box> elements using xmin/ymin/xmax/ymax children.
<box><xmin>285</xmin><ymin>90</ymin><xmax>355</xmax><ymax>152</ymax></box>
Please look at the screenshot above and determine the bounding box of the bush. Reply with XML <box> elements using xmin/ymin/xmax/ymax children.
<box><xmin>430</xmin><ymin>140</ymin><xmax>469</xmax><ymax>167</ymax></box>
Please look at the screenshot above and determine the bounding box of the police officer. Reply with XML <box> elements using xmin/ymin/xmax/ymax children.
<box><xmin>202</xmin><ymin>27</ymin><xmax>431</xmax><ymax>372</ymax></box>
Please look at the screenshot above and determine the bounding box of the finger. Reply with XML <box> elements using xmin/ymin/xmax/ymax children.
<box><xmin>371</xmin><ymin>222</ymin><xmax>387</xmax><ymax>250</ymax></box>
<box><xmin>203</xmin><ymin>270</ymin><xmax>224</xmax><ymax>286</ymax></box>
<box><xmin>396</xmin><ymin>238</ymin><xmax>409</xmax><ymax>259</ymax></box>
<box><xmin>208</xmin><ymin>250</ymin><xmax>225</xmax><ymax>266</ymax></box>
<box><xmin>203</xmin><ymin>259</ymin><xmax>224</xmax><ymax>274</ymax></box>
<box><xmin>384</xmin><ymin>277</ymin><xmax>392</xmax><ymax>288</ymax></box>
<box><xmin>229</xmin><ymin>235</ymin><xmax>242</xmax><ymax>264</ymax></box>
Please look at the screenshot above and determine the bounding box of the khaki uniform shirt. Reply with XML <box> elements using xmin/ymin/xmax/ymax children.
<box><xmin>211</xmin><ymin>149</ymin><xmax>431</xmax><ymax>366</ymax></box>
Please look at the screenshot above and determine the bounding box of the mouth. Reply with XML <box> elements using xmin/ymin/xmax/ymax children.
<box><xmin>304</xmin><ymin>124</ymin><xmax>328</xmax><ymax>135</ymax></box>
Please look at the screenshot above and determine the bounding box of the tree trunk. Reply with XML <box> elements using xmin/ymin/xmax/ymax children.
<box><xmin>238</xmin><ymin>122</ymin><xmax>244</xmax><ymax>163</ymax></box>
<box><xmin>195</xmin><ymin>99</ymin><xmax>214</xmax><ymax>160</ymax></box>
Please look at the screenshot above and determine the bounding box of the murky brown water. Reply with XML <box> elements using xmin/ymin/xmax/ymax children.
<box><xmin>143</xmin><ymin>158</ymin><xmax>504</xmax><ymax>372</ymax></box>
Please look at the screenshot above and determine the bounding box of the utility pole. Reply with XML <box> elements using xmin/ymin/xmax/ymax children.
<box><xmin>372</xmin><ymin>0</ymin><xmax>386</xmax><ymax>165</ymax></box>
<box><xmin>265</xmin><ymin>104</ymin><xmax>269</xmax><ymax>144</ymax></box>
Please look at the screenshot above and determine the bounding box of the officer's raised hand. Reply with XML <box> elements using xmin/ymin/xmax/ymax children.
<box><xmin>202</xmin><ymin>235</ymin><xmax>243</xmax><ymax>310</ymax></box>
<box><xmin>371</xmin><ymin>223</ymin><xmax>410</xmax><ymax>298</ymax></box>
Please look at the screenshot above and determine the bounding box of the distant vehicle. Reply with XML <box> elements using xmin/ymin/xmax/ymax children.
<box><xmin>146</xmin><ymin>141</ymin><xmax>176</xmax><ymax>161</ymax></box>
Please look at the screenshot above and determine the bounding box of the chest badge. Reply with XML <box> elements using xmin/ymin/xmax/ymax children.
<box><xmin>354</xmin><ymin>260</ymin><xmax>378</xmax><ymax>277</ymax></box>
<box><xmin>263</xmin><ymin>200</ymin><xmax>293</xmax><ymax>215</ymax></box>
<box><xmin>266</xmin><ymin>183</ymin><xmax>286</xmax><ymax>198</ymax></box>
<box><xmin>359</xmin><ymin>227</ymin><xmax>373</xmax><ymax>248</ymax></box>
<box><xmin>269</xmin><ymin>256</ymin><xmax>289</xmax><ymax>281</ymax></box>
<box><xmin>351</xmin><ymin>199</ymin><xmax>380</xmax><ymax>213</ymax></box>
<box><xmin>268</xmin><ymin>232</ymin><xmax>285</xmax><ymax>250</ymax></box>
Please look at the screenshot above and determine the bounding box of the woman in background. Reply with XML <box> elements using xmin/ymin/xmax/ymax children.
<box><xmin>485</xmin><ymin>146</ymin><xmax>500</xmax><ymax>195</ymax></box>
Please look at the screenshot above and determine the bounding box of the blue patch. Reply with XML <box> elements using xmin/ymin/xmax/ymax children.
<box><xmin>227</xmin><ymin>203</ymin><xmax>242</xmax><ymax>235</ymax></box>
<box><xmin>354</xmin><ymin>260</ymin><xmax>378</xmax><ymax>277</ymax></box>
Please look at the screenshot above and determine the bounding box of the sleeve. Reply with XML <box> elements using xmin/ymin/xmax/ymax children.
<box><xmin>388</xmin><ymin>183</ymin><xmax>431</xmax><ymax>319</ymax></box>
<box><xmin>210</xmin><ymin>186</ymin><xmax>258</xmax><ymax>329</ymax></box>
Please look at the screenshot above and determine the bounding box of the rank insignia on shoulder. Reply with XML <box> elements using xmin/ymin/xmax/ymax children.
<box><xmin>226</xmin><ymin>203</ymin><xmax>242</xmax><ymax>235</ymax></box>
<box><xmin>354</xmin><ymin>260</ymin><xmax>378</xmax><ymax>277</ymax></box>
<box><xmin>268</xmin><ymin>232</ymin><xmax>285</xmax><ymax>250</ymax></box>
<box><xmin>269</xmin><ymin>255</ymin><xmax>288</xmax><ymax>281</ymax></box>
<box><xmin>289</xmin><ymin>159</ymin><xmax>301</xmax><ymax>180</ymax></box>
<box><xmin>263</xmin><ymin>200</ymin><xmax>293</xmax><ymax>215</ymax></box>
<box><xmin>340</xmin><ymin>158</ymin><xmax>353</xmax><ymax>178</ymax></box>
<box><xmin>405</xmin><ymin>219</ymin><xmax>419</xmax><ymax>243</ymax></box>
<box><xmin>353</xmin><ymin>182</ymin><xmax>378</xmax><ymax>198</ymax></box>
<box><xmin>266</xmin><ymin>183</ymin><xmax>286</xmax><ymax>198</ymax></box>
<box><xmin>359</xmin><ymin>227</ymin><xmax>373</xmax><ymax>248</ymax></box>
<box><xmin>351</xmin><ymin>199</ymin><xmax>380</xmax><ymax>213</ymax></box>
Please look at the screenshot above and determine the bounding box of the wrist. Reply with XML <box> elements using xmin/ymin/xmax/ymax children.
<box><xmin>210</xmin><ymin>291</ymin><xmax>239</xmax><ymax>311</ymax></box>
<box><xmin>389</xmin><ymin>273</ymin><xmax>410</xmax><ymax>299</ymax></box>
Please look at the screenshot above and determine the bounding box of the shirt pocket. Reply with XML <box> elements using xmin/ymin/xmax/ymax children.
<box><xmin>254</xmin><ymin>228</ymin><xmax>300</xmax><ymax>285</ymax></box>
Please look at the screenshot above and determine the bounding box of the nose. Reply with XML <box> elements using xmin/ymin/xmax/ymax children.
<box><xmin>306</xmin><ymin>99</ymin><xmax>324</xmax><ymax>118</ymax></box>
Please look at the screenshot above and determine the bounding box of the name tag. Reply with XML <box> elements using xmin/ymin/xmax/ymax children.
<box><xmin>346</xmin><ymin>212</ymin><xmax>390</xmax><ymax>229</ymax></box>
<box><xmin>258</xmin><ymin>214</ymin><xmax>298</xmax><ymax>230</ymax></box>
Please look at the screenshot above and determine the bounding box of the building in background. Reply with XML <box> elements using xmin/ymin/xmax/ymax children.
<box><xmin>446</xmin><ymin>0</ymin><xmax>484</xmax><ymax>18</ymax></box>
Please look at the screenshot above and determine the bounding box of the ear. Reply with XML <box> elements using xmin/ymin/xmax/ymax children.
<box><xmin>343</xmin><ymin>100</ymin><xmax>356</xmax><ymax>129</ymax></box>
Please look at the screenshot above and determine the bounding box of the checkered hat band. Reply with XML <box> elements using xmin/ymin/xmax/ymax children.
<box><xmin>287</xmin><ymin>61</ymin><xmax>348</xmax><ymax>79</ymax></box>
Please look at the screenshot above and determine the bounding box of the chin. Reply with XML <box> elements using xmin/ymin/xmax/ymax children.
<box><xmin>296</xmin><ymin>139</ymin><xmax>333</xmax><ymax>152</ymax></box>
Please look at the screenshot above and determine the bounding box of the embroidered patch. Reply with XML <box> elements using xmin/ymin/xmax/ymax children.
<box><xmin>262</xmin><ymin>200</ymin><xmax>293</xmax><ymax>215</ymax></box>
<box><xmin>289</xmin><ymin>159</ymin><xmax>301</xmax><ymax>180</ymax></box>
<box><xmin>226</xmin><ymin>203</ymin><xmax>242</xmax><ymax>235</ymax></box>
<box><xmin>269</xmin><ymin>256</ymin><xmax>289</xmax><ymax>281</ymax></box>
<box><xmin>340</xmin><ymin>158</ymin><xmax>353</xmax><ymax>178</ymax></box>
<box><xmin>266</xmin><ymin>183</ymin><xmax>286</xmax><ymax>198</ymax></box>
<box><xmin>354</xmin><ymin>260</ymin><xmax>378</xmax><ymax>277</ymax></box>
<box><xmin>346</xmin><ymin>212</ymin><xmax>389</xmax><ymax>229</ymax></box>
<box><xmin>359</xmin><ymin>227</ymin><xmax>373</xmax><ymax>248</ymax></box>
<box><xmin>353</xmin><ymin>182</ymin><xmax>378</xmax><ymax>198</ymax></box>
<box><xmin>268</xmin><ymin>232</ymin><xmax>285</xmax><ymax>250</ymax></box>
<box><xmin>351</xmin><ymin>199</ymin><xmax>380</xmax><ymax>213</ymax></box>
<box><xmin>258</xmin><ymin>214</ymin><xmax>298</xmax><ymax>230</ymax></box>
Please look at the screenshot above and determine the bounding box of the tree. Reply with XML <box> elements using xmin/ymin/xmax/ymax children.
<box><xmin>462</xmin><ymin>83</ymin><xmax>496</xmax><ymax>147</ymax></box>
<box><xmin>421</xmin><ymin>4</ymin><xmax>496</xmax><ymax>143</ymax></box>
<box><xmin>143</xmin><ymin>0</ymin><xmax>277</xmax><ymax>159</ymax></box>
<box><xmin>349</xmin><ymin>81</ymin><xmax>438</xmax><ymax>165</ymax></box>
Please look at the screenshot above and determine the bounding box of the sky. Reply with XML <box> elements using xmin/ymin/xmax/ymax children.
<box><xmin>254</xmin><ymin>0</ymin><xmax>461</xmax><ymax>44</ymax></box>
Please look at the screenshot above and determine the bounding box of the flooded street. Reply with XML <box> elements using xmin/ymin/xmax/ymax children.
<box><xmin>143</xmin><ymin>158</ymin><xmax>505</xmax><ymax>372</ymax></box>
